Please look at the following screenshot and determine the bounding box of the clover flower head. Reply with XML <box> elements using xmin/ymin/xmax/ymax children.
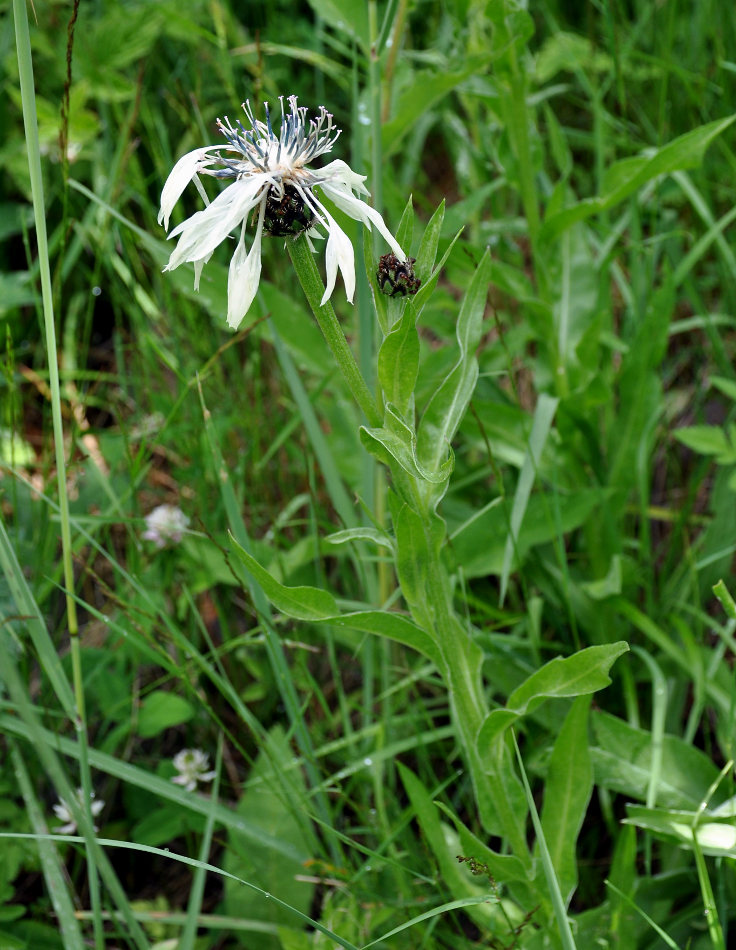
<box><xmin>142</xmin><ymin>504</ymin><xmax>189</xmax><ymax>548</ymax></box>
<box><xmin>158</xmin><ymin>95</ymin><xmax>406</xmax><ymax>329</ymax></box>
<box><xmin>52</xmin><ymin>788</ymin><xmax>104</xmax><ymax>835</ymax></box>
<box><xmin>171</xmin><ymin>748</ymin><xmax>217</xmax><ymax>792</ymax></box>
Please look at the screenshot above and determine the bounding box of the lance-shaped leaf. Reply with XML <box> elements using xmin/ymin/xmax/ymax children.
<box><xmin>416</xmin><ymin>250</ymin><xmax>491</xmax><ymax>480</ymax></box>
<box><xmin>229</xmin><ymin>534</ymin><xmax>338</xmax><ymax>621</ymax></box>
<box><xmin>542</xmin><ymin>115</ymin><xmax>736</xmax><ymax>238</ymax></box>
<box><xmin>540</xmin><ymin>695</ymin><xmax>593</xmax><ymax>908</ymax></box>
<box><xmin>477</xmin><ymin>642</ymin><xmax>629</xmax><ymax>751</ymax></box>
<box><xmin>361</xmin><ymin>404</ymin><xmax>453</xmax><ymax>487</ymax></box>
<box><xmin>378</xmin><ymin>305</ymin><xmax>420</xmax><ymax>415</ymax></box>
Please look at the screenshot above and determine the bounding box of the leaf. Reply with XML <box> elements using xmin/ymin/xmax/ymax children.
<box><xmin>304</xmin><ymin>0</ymin><xmax>368</xmax><ymax>50</ymax></box>
<box><xmin>361</xmin><ymin>409</ymin><xmax>453</xmax><ymax>487</ymax></box>
<box><xmin>409</xmin><ymin>226</ymin><xmax>464</xmax><ymax>319</ymax></box>
<box><xmin>223</xmin><ymin>726</ymin><xmax>315</xmax><ymax>946</ymax></box>
<box><xmin>329</xmin><ymin>610</ymin><xmax>440</xmax><ymax>666</ymax></box>
<box><xmin>540</xmin><ymin>696</ymin><xmax>593</xmax><ymax>907</ymax></box>
<box><xmin>591</xmin><ymin>710</ymin><xmax>728</xmax><ymax>809</ymax></box>
<box><xmin>673</xmin><ymin>425</ymin><xmax>733</xmax><ymax>462</ymax></box>
<box><xmin>325</xmin><ymin>526</ymin><xmax>395</xmax><ymax>553</ymax></box>
<box><xmin>542</xmin><ymin>115</ymin><xmax>736</xmax><ymax>238</ymax></box>
<box><xmin>624</xmin><ymin>804</ymin><xmax>736</xmax><ymax>859</ymax></box>
<box><xmin>382</xmin><ymin>61</ymin><xmax>486</xmax><ymax>155</ymax></box>
<box><xmin>397</xmin><ymin>764</ymin><xmax>509</xmax><ymax>930</ymax></box>
<box><xmin>378</xmin><ymin>306</ymin><xmax>420</xmax><ymax>415</ymax></box>
<box><xmin>416</xmin><ymin>251</ymin><xmax>491</xmax><ymax>481</ymax></box>
<box><xmin>500</xmin><ymin>393</ymin><xmax>559</xmax><ymax>603</ymax></box>
<box><xmin>138</xmin><ymin>690</ymin><xmax>195</xmax><ymax>738</ymax></box>
<box><xmin>477</xmin><ymin>642</ymin><xmax>629</xmax><ymax>750</ymax></box>
<box><xmin>449</xmin><ymin>488</ymin><xmax>606</xmax><ymax>578</ymax></box>
<box><xmin>229</xmin><ymin>534</ymin><xmax>338</xmax><ymax>621</ymax></box>
<box><xmin>435</xmin><ymin>801</ymin><xmax>531</xmax><ymax>886</ymax></box>
<box><xmin>413</xmin><ymin>200</ymin><xmax>445</xmax><ymax>284</ymax></box>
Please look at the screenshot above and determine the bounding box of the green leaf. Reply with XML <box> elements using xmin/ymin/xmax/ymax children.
<box><xmin>382</xmin><ymin>61</ymin><xmax>485</xmax><ymax>155</ymax></box>
<box><xmin>450</xmin><ymin>488</ymin><xmax>605</xmax><ymax>578</ymax></box>
<box><xmin>413</xmin><ymin>200</ymin><xmax>445</xmax><ymax>284</ymax></box>
<box><xmin>435</xmin><ymin>801</ymin><xmax>531</xmax><ymax>886</ymax></box>
<box><xmin>591</xmin><ymin>710</ymin><xmax>727</xmax><ymax>809</ymax></box>
<box><xmin>325</xmin><ymin>526</ymin><xmax>395</xmax><ymax>553</ymax></box>
<box><xmin>711</xmin><ymin>375</ymin><xmax>736</xmax><ymax>402</ymax></box>
<box><xmin>304</xmin><ymin>0</ymin><xmax>368</xmax><ymax>50</ymax></box>
<box><xmin>409</xmin><ymin>226</ymin><xmax>464</xmax><ymax>319</ymax></box>
<box><xmin>361</xmin><ymin>407</ymin><xmax>453</xmax><ymax>487</ymax></box>
<box><xmin>624</xmin><ymin>804</ymin><xmax>736</xmax><ymax>859</ymax></box>
<box><xmin>542</xmin><ymin>115</ymin><xmax>736</xmax><ymax>238</ymax></box>
<box><xmin>378</xmin><ymin>306</ymin><xmax>420</xmax><ymax>415</ymax></box>
<box><xmin>416</xmin><ymin>250</ymin><xmax>492</xmax><ymax>480</ymax></box>
<box><xmin>540</xmin><ymin>696</ymin><xmax>593</xmax><ymax>907</ymax></box>
<box><xmin>478</xmin><ymin>642</ymin><xmax>629</xmax><ymax>749</ymax></box>
<box><xmin>673</xmin><ymin>425</ymin><xmax>733</xmax><ymax>462</ymax></box>
<box><xmin>223</xmin><ymin>726</ymin><xmax>315</xmax><ymax>946</ymax></box>
<box><xmin>138</xmin><ymin>690</ymin><xmax>195</xmax><ymax>738</ymax></box>
<box><xmin>397</xmin><ymin>764</ymin><xmax>507</xmax><ymax>930</ymax></box>
<box><xmin>329</xmin><ymin>610</ymin><xmax>440</xmax><ymax>665</ymax></box>
<box><xmin>395</xmin><ymin>194</ymin><xmax>415</xmax><ymax>253</ymax></box>
<box><xmin>229</xmin><ymin>534</ymin><xmax>338</xmax><ymax>621</ymax></box>
<box><xmin>500</xmin><ymin>393</ymin><xmax>559</xmax><ymax>603</ymax></box>
<box><xmin>394</xmin><ymin>504</ymin><xmax>430</xmax><ymax>617</ymax></box>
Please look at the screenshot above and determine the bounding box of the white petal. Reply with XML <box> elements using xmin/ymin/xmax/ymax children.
<box><xmin>227</xmin><ymin>203</ymin><xmax>265</xmax><ymax>329</ymax></box>
<box><xmin>193</xmin><ymin>253</ymin><xmax>212</xmax><ymax>291</ymax></box>
<box><xmin>320</xmin><ymin>183</ymin><xmax>405</xmax><ymax>259</ymax></box>
<box><xmin>316</xmin><ymin>159</ymin><xmax>369</xmax><ymax>195</ymax></box>
<box><xmin>158</xmin><ymin>146</ymin><xmax>217</xmax><ymax>230</ymax></box>
<box><xmin>320</xmin><ymin>209</ymin><xmax>355</xmax><ymax>305</ymax></box>
<box><xmin>164</xmin><ymin>176</ymin><xmax>268</xmax><ymax>272</ymax></box>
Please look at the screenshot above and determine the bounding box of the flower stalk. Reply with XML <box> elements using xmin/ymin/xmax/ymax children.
<box><xmin>288</xmin><ymin>233</ymin><xmax>382</xmax><ymax>427</ymax></box>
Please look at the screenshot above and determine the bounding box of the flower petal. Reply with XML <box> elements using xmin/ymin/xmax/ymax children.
<box><xmin>320</xmin><ymin>209</ymin><xmax>355</xmax><ymax>305</ymax></box>
<box><xmin>164</xmin><ymin>175</ymin><xmax>269</xmax><ymax>272</ymax></box>
<box><xmin>316</xmin><ymin>159</ymin><xmax>369</xmax><ymax>195</ymax></box>
<box><xmin>193</xmin><ymin>252</ymin><xmax>213</xmax><ymax>291</ymax></box>
<box><xmin>158</xmin><ymin>146</ymin><xmax>218</xmax><ymax>230</ymax></box>
<box><xmin>227</xmin><ymin>202</ymin><xmax>266</xmax><ymax>329</ymax></box>
<box><xmin>320</xmin><ymin>183</ymin><xmax>405</xmax><ymax>259</ymax></box>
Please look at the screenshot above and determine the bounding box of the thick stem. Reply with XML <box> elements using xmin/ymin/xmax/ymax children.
<box><xmin>287</xmin><ymin>235</ymin><xmax>382</xmax><ymax>427</ymax></box>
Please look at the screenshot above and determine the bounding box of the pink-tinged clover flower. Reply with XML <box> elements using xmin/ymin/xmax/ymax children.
<box><xmin>142</xmin><ymin>504</ymin><xmax>189</xmax><ymax>548</ymax></box>
<box><xmin>158</xmin><ymin>96</ymin><xmax>405</xmax><ymax>329</ymax></box>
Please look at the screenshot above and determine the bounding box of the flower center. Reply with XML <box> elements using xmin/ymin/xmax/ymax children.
<box><xmin>263</xmin><ymin>184</ymin><xmax>316</xmax><ymax>237</ymax></box>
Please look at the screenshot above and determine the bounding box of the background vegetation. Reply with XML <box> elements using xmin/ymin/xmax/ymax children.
<box><xmin>2</xmin><ymin>0</ymin><xmax>736</xmax><ymax>947</ymax></box>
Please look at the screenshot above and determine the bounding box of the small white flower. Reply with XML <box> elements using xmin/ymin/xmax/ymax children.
<box><xmin>159</xmin><ymin>95</ymin><xmax>406</xmax><ymax>329</ymax></box>
<box><xmin>171</xmin><ymin>749</ymin><xmax>217</xmax><ymax>792</ymax></box>
<box><xmin>52</xmin><ymin>788</ymin><xmax>104</xmax><ymax>835</ymax></box>
<box><xmin>142</xmin><ymin>504</ymin><xmax>189</xmax><ymax>548</ymax></box>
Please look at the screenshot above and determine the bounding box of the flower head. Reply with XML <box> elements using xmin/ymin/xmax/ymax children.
<box><xmin>159</xmin><ymin>96</ymin><xmax>405</xmax><ymax>329</ymax></box>
<box><xmin>52</xmin><ymin>788</ymin><xmax>104</xmax><ymax>835</ymax></box>
<box><xmin>171</xmin><ymin>749</ymin><xmax>217</xmax><ymax>792</ymax></box>
<box><xmin>142</xmin><ymin>504</ymin><xmax>189</xmax><ymax>548</ymax></box>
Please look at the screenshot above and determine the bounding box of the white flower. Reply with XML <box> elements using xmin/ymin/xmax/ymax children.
<box><xmin>142</xmin><ymin>504</ymin><xmax>189</xmax><ymax>548</ymax></box>
<box><xmin>171</xmin><ymin>749</ymin><xmax>217</xmax><ymax>792</ymax></box>
<box><xmin>52</xmin><ymin>788</ymin><xmax>104</xmax><ymax>835</ymax></box>
<box><xmin>158</xmin><ymin>96</ymin><xmax>406</xmax><ymax>329</ymax></box>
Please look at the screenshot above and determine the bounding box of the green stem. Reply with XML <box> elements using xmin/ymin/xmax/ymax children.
<box><xmin>13</xmin><ymin>2</ymin><xmax>100</xmax><ymax>941</ymax></box>
<box><xmin>287</xmin><ymin>234</ymin><xmax>382</xmax><ymax>427</ymax></box>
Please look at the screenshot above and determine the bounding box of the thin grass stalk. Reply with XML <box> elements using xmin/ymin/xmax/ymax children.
<box><xmin>12</xmin><ymin>1</ymin><xmax>102</xmax><ymax>941</ymax></box>
<box><xmin>512</xmin><ymin>731</ymin><xmax>578</xmax><ymax>950</ymax></box>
